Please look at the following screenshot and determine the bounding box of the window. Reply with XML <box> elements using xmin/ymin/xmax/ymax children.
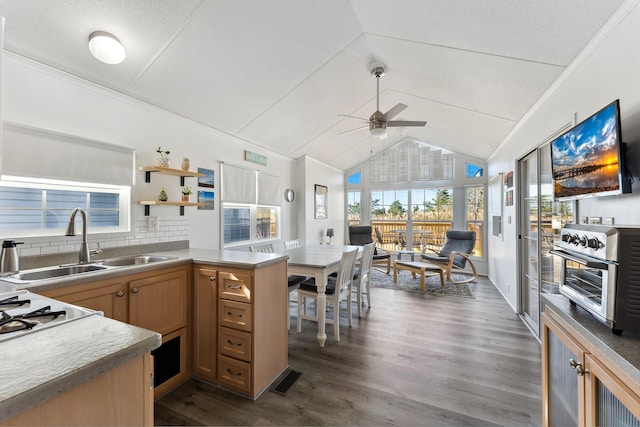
<box><xmin>222</xmin><ymin>204</ymin><xmax>280</xmax><ymax>246</ymax></box>
<box><xmin>465</xmin><ymin>163</ymin><xmax>484</xmax><ymax>178</ymax></box>
<box><xmin>347</xmin><ymin>191</ymin><xmax>361</xmax><ymax>226</ymax></box>
<box><xmin>466</xmin><ymin>185</ymin><xmax>485</xmax><ymax>256</ymax></box>
<box><xmin>0</xmin><ymin>178</ymin><xmax>129</xmax><ymax>237</ymax></box>
<box><xmin>370</xmin><ymin>190</ymin><xmax>408</xmax><ymax>220</ymax></box>
<box><xmin>347</xmin><ymin>171</ymin><xmax>361</xmax><ymax>185</ymax></box>
<box><xmin>411</xmin><ymin>188</ymin><xmax>454</xmax><ymax>248</ymax></box>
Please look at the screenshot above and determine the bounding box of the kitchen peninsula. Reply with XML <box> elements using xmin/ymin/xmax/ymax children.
<box><xmin>0</xmin><ymin>247</ymin><xmax>289</xmax><ymax>425</ymax></box>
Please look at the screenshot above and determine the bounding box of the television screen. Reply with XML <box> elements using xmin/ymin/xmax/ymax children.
<box><xmin>550</xmin><ymin>99</ymin><xmax>630</xmax><ymax>200</ymax></box>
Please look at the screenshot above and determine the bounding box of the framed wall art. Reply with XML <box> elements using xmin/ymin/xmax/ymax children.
<box><xmin>198</xmin><ymin>191</ymin><xmax>214</xmax><ymax>210</ymax></box>
<box><xmin>314</xmin><ymin>184</ymin><xmax>328</xmax><ymax>219</ymax></box>
<box><xmin>198</xmin><ymin>167</ymin><xmax>215</xmax><ymax>188</ymax></box>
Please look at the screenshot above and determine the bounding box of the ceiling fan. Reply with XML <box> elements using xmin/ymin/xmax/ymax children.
<box><xmin>339</xmin><ymin>63</ymin><xmax>427</xmax><ymax>139</ymax></box>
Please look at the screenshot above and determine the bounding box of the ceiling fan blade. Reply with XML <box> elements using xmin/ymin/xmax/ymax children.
<box><xmin>338</xmin><ymin>114</ymin><xmax>370</xmax><ymax>123</ymax></box>
<box><xmin>380</xmin><ymin>103</ymin><xmax>407</xmax><ymax>122</ymax></box>
<box><xmin>338</xmin><ymin>125</ymin><xmax>368</xmax><ymax>136</ymax></box>
<box><xmin>387</xmin><ymin>120</ymin><xmax>427</xmax><ymax>127</ymax></box>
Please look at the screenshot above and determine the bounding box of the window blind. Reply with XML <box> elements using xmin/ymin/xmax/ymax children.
<box><xmin>221</xmin><ymin>163</ymin><xmax>257</xmax><ymax>203</ymax></box>
<box><xmin>2</xmin><ymin>122</ymin><xmax>135</xmax><ymax>186</ymax></box>
<box><xmin>257</xmin><ymin>172</ymin><xmax>281</xmax><ymax>206</ymax></box>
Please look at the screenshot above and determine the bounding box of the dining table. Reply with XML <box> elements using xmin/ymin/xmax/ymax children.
<box><xmin>285</xmin><ymin>243</ymin><xmax>361</xmax><ymax>347</ymax></box>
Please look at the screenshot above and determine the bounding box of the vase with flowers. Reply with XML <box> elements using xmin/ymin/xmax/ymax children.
<box><xmin>181</xmin><ymin>186</ymin><xmax>192</xmax><ymax>202</ymax></box>
<box><xmin>156</xmin><ymin>146</ymin><xmax>171</xmax><ymax>167</ymax></box>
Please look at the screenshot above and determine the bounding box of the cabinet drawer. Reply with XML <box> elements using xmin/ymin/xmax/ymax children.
<box><xmin>218</xmin><ymin>355</ymin><xmax>251</xmax><ymax>394</ymax></box>
<box><xmin>218</xmin><ymin>271</ymin><xmax>252</xmax><ymax>303</ymax></box>
<box><xmin>218</xmin><ymin>326</ymin><xmax>252</xmax><ymax>362</ymax></box>
<box><xmin>218</xmin><ymin>299</ymin><xmax>252</xmax><ymax>332</ymax></box>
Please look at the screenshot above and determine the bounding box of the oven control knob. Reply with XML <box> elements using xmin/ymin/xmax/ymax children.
<box><xmin>587</xmin><ymin>237</ymin><xmax>602</xmax><ymax>249</ymax></box>
<box><xmin>579</xmin><ymin>235</ymin><xmax>588</xmax><ymax>247</ymax></box>
<box><xmin>570</xmin><ymin>234</ymin><xmax>580</xmax><ymax>245</ymax></box>
<box><xmin>562</xmin><ymin>233</ymin><xmax>571</xmax><ymax>243</ymax></box>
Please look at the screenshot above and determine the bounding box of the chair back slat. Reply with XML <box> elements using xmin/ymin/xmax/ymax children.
<box><xmin>284</xmin><ymin>239</ymin><xmax>303</xmax><ymax>250</ymax></box>
<box><xmin>336</xmin><ymin>249</ymin><xmax>359</xmax><ymax>295</ymax></box>
<box><xmin>249</xmin><ymin>243</ymin><xmax>274</xmax><ymax>253</ymax></box>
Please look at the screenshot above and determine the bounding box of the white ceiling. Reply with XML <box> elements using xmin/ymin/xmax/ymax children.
<box><xmin>0</xmin><ymin>0</ymin><xmax>625</xmax><ymax>171</ymax></box>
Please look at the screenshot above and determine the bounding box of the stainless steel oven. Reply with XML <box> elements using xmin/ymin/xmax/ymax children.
<box><xmin>551</xmin><ymin>223</ymin><xmax>640</xmax><ymax>335</ymax></box>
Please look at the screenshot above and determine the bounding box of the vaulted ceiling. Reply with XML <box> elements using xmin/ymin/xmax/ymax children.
<box><xmin>0</xmin><ymin>0</ymin><xmax>625</xmax><ymax>170</ymax></box>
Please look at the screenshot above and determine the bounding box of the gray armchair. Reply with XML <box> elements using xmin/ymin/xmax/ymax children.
<box><xmin>348</xmin><ymin>225</ymin><xmax>391</xmax><ymax>274</ymax></box>
<box><xmin>421</xmin><ymin>230</ymin><xmax>477</xmax><ymax>284</ymax></box>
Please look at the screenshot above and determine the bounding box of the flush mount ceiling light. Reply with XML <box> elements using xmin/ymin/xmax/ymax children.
<box><xmin>88</xmin><ymin>31</ymin><xmax>126</xmax><ymax>64</ymax></box>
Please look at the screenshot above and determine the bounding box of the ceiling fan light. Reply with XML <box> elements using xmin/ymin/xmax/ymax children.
<box><xmin>88</xmin><ymin>31</ymin><xmax>126</xmax><ymax>64</ymax></box>
<box><xmin>371</xmin><ymin>127</ymin><xmax>387</xmax><ymax>139</ymax></box>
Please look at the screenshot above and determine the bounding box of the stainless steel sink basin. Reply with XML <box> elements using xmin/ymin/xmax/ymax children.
<box><xmin>99</xmin><ymin>255</ymin><xmax>176</xmax><ymax>267</ymax></box>
<box><xmin>0</xmin><ymin>254</ymin><xmax>177</xmax><ymax>284</ymax></box>
<box><xmin>6</xmin><ymin>264</ymin><xmax>109</xmax><ymax>282</ymax></box>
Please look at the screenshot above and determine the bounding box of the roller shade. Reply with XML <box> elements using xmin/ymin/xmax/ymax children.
<box><xmin>221</xmin><ymin>163</ymin><xmax>256</xmax><ymax>203</ymax></box>
<box><xmin>2</xmin><ymin>122</ymin><xmax>135</xmax><ymax>186</ymax></box>
<box><xmin>257</xmin><ymin>172</ymin><xmax>281</xmax><ymax>206</ymax></box>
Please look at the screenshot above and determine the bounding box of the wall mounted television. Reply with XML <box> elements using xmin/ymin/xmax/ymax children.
<box><xmin>550</xmin><ymin>99</ymin><xmax>632</xmax><ymax>200</ymax></box>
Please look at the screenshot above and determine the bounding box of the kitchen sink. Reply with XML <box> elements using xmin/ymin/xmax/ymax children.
<box><xmin>99</xmin><ymin>255</ymin><xmax>176</xmax><ymax>267</ymax></box>
<box><xmin>5</xmin><ymin>264</ymin><xmax>110</xmax><ymax>282</ymax></box>
<box><xmin>0</xmin><ymin>254</ymin><xmax>177</xmax><ymax>284</ymax></box>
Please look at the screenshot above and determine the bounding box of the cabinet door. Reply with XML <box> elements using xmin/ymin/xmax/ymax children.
<box><xmin>585</xmin><ymin>354</ymin><xmax>640</xmax><ymax>426</ymax></box>
<box><xmin>40</xmin><ymin>279</ymin><xmax>128</xmax><ymax>323</ymax></box>
<box><xmin>129</xmin><ymin>268</ymin><xmax>187</xmax><ymax>335</ymax></box>
<box><xmin>193</xmin><ymin>267</ymin><xmax>217</xmax><ymax>381</ymax></box>
<box><xmin>542</xmin><ymin>312</ymin><xmax>588</xmax><ymax>427</ymax></box>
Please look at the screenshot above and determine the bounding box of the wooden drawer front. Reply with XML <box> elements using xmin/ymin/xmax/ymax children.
<box><xmin>218</xmin><ymin>327</ymin><xmax>252</xmax><ymax>362</ymax></box>
<box><xmin>218</xmin><ymin>271</ymin><xmax>252</xmax><ymax>303</ymax></box>
<box><xmin>218</xmin><ymin>355</ymin><xmax>251</xmax><ymax>394</ymax></box>
<box><xmin>219</xmin><ymin>299</ymin><xmax>252</xmax><ymax>332</ymax></box>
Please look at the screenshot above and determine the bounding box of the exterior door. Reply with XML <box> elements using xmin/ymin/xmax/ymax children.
<box><xmin>519</xmin><ymin>144</ymin><xmax>574</xmax><ymax>337</ymax></box>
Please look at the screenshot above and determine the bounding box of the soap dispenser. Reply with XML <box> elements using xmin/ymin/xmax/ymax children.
<box><xmin>1</xmin><ymin>240</ymin><xmax>24</xmax><ymax>276</ymax></box>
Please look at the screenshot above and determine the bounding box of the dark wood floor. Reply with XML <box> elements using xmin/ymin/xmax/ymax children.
<box><xmin>155</xmin><ymin>276</ymin><xmax>542</xmax><ymax>426</ymax></box>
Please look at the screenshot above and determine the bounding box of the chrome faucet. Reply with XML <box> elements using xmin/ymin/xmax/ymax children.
<box><xmin>65</xmin><ymin>208</ymin><xmax>101</xmax><ymax>263</ymax></box>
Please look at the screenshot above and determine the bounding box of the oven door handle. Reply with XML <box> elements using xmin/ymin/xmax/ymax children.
<box><xmin>550</xmin><ymin>249</ymin><xmax>611</xmax><ymax>269</ymax></box>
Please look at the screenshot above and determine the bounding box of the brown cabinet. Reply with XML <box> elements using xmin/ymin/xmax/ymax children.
<box><xmin>1</xmin><ymin>354</ymin><xmax>153</xmax><ymax>427</ymax></box>
<box><xmin>40</xmin><ymin>276</ymin><xmax>128</xmax><ymax>322</ymax></box>
<box><xmin>542</xmin><ymin>308</ymin><xmax>640</xmax><ymax>426</ymax></box>
<box><xmin>40</xmin><ymin>265</ymin><xmax>190</xmax><ymax>399</ymax></box>
<box><xmin>193</xmin><ymin>267</ymin><xmax>218</xmax><ymax>381</ymax></box>
<box><xmin>128</xmin><ymin>268</ymin><xmax>188</xmax><ymax>335</ymax></box>
<box><xmin>193</xmin><ymin>261</ymin><xmax>288</xmax><ymax>399</ymax></box>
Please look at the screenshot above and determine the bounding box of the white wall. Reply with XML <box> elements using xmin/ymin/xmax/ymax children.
<box><xmin>2</xmin><ymin>53</ymin><xmax>306</xmax><ymax>253</ymax></box>
<box><xmin>488</xmin><ymin>1</ymin><xmax>640</xmax><ymax>310</ymax></box>
<box><xmin>295</xmin><ymin>156</ymin><xmax>345</xmax><ymax>246</ymax></box>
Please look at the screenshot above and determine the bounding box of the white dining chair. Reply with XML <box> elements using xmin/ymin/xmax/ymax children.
<box><xmin>284</xmin><ymin>239</ymin><xmax>303</xmax><ymax>250</ymax></box>
<box><xmin>353</xmin><ymin>242</ymin><xmax>375</xmax><ymax>318</ymax></box>
<box><xmin>249</xmin><ymin>243</ymin><xmax>275</xmax><ymax>253</ymax></box>
<box><xmin>296</xmin><ymin>248</ymin><xmax>358</xmax><ymax>341</ymax></box>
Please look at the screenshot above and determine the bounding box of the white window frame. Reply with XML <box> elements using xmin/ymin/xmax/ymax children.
<box><xmin>0</xmin><ymin>176</ymin><xmax>131</xmax><ymax>238</ymax></box>
<box><xmin>221</xmin><ymin>202</ymin><xmax>281</xmax><ymax>248</ymax></box>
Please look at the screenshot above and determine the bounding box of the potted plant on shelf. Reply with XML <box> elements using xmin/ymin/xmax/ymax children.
<box><xmin>181</xmin><ymin>186</ymin><xmax>192</xmax><ymax>202</ymax></box>
<box><xmin>156</xmin><ymin>146</ymin><xmax>171</xmax><ymax>167</ymax></box>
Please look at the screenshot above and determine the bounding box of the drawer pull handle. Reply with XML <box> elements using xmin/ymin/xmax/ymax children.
<box><xmin>209</xmin><ymin>276</ymin><xmax>216</xmax><ymax>282</ymax></box>
<box><xmin>227</xmin><ymin>312</ymin><xmax>243</xmax><ymax>318</ymax></box>
<box><xmin>226</xmin><ymin>368</ymin><xmax>242</xmax><ymax>377</ymax></box>
<box><xmin>226</xmin><ymin>283</ymin><xmax>242</xmax><ymax>289</ymax></box>
<box><xmin>131</xmin><ymin>287</ymin><xmax>139</xmax><ymax>294</ymax></box>
<box><xmin>227</xmin><ymin>339</ymin><xmax>242</xmax><ymax>347</ymax></box>
<box><xmin>116</xmin><ymin>290</ymin><xmax>124</xmax><ymax>297</ymax></box>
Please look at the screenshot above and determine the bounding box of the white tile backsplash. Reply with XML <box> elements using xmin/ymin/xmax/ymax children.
<box><xmin>17</xmin><ymin>216</ymin><xmax>189</xmax><ymax>257</ymax></box>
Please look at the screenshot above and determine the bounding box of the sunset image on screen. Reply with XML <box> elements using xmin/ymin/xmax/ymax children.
<box><xmin>551</xmin><ymin>102</ymin><xmax>621</xmax><ymax>198</ymax></box>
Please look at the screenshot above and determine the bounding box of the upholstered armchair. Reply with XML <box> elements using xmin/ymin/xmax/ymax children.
<box><xmin>421</xmin><ymin>230</ymin><xmax>477</xmax><ymax>284</ymax></box>
<box><xmin>348</xmin><ymin>225</ymin><xmax>391</xmax><ymax>274</ymax></box>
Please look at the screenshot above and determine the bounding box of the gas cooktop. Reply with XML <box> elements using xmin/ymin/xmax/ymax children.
<box><xmin>0</xmin><ymin>290</ymin><xmax>101</xmax><ymax>343</ymax></box>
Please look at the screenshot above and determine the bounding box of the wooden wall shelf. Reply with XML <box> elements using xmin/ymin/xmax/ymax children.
<box><xmin>138</xmin><ymin>166</ymin><xmax>204</xmax><ymax>186</ymax></box>
<box><xmin>138</xmin><ymin>201</ymin><xmax>204</xmax><ymax>216</ymax></box>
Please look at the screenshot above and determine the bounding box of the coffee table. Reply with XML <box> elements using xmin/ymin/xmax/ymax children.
<box><xmin>393</xmin><ymin>260</ymin><xmax>445</xmax><ymax>292</ymax></box>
